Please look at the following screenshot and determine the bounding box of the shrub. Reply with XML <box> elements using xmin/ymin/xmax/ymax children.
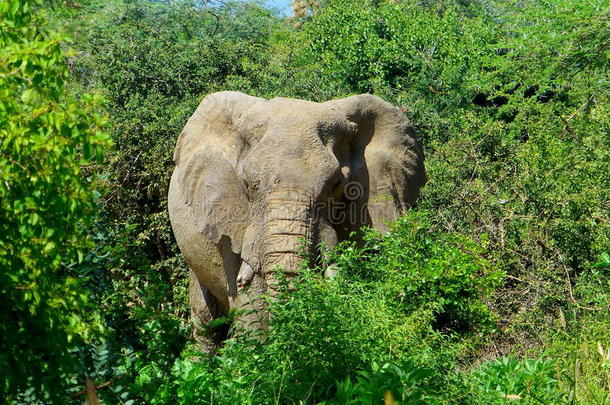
<box><xmin>331</xmin><ymin>212</ymin><xmax>504</xmax><ymax>333</ymax></box>
<box><xmin>0</xmin><ymin>0</ymin><xmax>110</xmax><ymax>401</ymax></box>
<box><xmin>469</xmin><ymin>357</ymin><xmax>566</xmax><ymax>404</ymax></box>
<box><xmin>113</xmin><ymin>211</ymin><xmax>501</xmax><ymax>404</ymax></box>
<box><xmin>322</xmin><ymin>362</ymin><xmax>437</xmax><ymax>405</ymax></box>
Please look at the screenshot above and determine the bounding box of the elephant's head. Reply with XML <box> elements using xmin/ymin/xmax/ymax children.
<box><xmin>170</xmin><ymin>91</ymin><xmax>426</xmax><ymax>302</ymax></box>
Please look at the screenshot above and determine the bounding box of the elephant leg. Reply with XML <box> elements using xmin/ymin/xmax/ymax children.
<box><xmin>233</xmin><ymin>272</ymin><xmax>268</xmax><ymax>336</ymax></box>
<box><xmin>189</xmin><ymin>268</ymin><xmax>228</xmax><ymax>353</ymax></box>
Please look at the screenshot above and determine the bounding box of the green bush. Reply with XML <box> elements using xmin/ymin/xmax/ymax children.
<box><xmin>469</xmin><ymin>357</ymin><xmax>566</xmax><ymax>404</ymax></box>
<box><xmin>540</xmin><ymin>253</ymin><xmax>610</xmax><ymax>404</ymax></box>
<box><xmin>122</xmin><ymin>211</ymin><xmax>501</xmax><ymax>404</ymax></box>
<box><xmin>331</xmin><ymin>212</ymin><xmax>503</xmax><ymax>333</ymax></box>
<box><xmin>0</xmin><ymin>0</ymin><xmax>110</xmax><ymax>401</ymax></box>
<box><xmin>291</xmin><ymin>0</ymin><xmax>609</xmax><ymax>365</ymax></box>
<box><xmin>322</xmin><ymin>362</ymin><xmax>437</xmax><ymax>405</ymax></box>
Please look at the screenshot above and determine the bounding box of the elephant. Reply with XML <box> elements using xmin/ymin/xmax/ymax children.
<box><xmin>168</xmin><ymin>91</ymin><xmax>426</xmax><ymax>347</ymax></box>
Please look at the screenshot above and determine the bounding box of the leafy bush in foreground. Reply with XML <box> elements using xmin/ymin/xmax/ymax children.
<box><xmin>0</xmin><ymin>0</ymin><xmax>109</xmax><ymax>401</ymax></box>
<box><xmin>125</xmin><ymin>211</ymin><xmax>500</xmax><ymax>404</ymax></box>
<box><xmin>122</xmin><ymin>232</ymin><xmax>607</xmax><ymax>405</ymax></box>
<box><xmin>322</xmin><ymin>362</ymin><xmax>436</xmax><ymax>405</ymax></box>
<box><xmin>469</xmin><ymin>357</ymin><xmax>566</xmax><ymax>404</ymax></box>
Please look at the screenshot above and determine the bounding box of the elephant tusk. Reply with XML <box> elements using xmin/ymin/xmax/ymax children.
<box><xmin>324</xmin><ymin>263</ymin><xmax>339</xmax><ymax>280</ymax></box>
<box><xmin>237</xmin><ymin>261</ymin><xmax>255</xmax><ymax>289</ymax></box>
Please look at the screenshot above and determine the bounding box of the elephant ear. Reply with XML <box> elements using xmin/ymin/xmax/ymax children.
<box><xmin>171</xmin><ymin>91</ymin><xmax>267</xmax><ymax>254</ymax></box>
<box><xmin>333</xmin><ymin>94</ymin><xmax>427</xmax><ymax>232</ymax></box>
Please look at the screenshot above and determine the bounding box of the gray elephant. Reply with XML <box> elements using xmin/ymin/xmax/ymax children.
<box><xmin>168</xmin><ymin>91</ymin><xmax>426</xmax><ymax>346</ymax></box>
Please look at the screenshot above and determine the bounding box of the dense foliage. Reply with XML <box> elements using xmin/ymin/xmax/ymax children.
<box><xmin>2</xmin><ymin>0</ymin><xmax>608</xmax><ymax>403</ymax></box>
<box><xmin>0</xmin><ymin>0</ymin><xmax>110</xmax><ymax>401</ymax></box>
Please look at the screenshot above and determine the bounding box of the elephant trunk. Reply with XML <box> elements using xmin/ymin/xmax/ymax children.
<box><xmin>260</xmin><ymin>191</ymin><xmax>313</xmax><ymax>293</ymax></box>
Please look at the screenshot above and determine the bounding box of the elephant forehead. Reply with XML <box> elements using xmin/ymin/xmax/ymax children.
<box><xmin>261</xmin><ymin>98</ymin><xmax>345</xmax><ymax>124</ymax></box>
<box><xmin>267</xmin><ymin>96</ymin><xmax>322</xmax><ymax>110</ymax></box>
<box><xmin>243</xmin><ymin>135</ymin><xmax>337</xmax><ymax>176</ymax></box>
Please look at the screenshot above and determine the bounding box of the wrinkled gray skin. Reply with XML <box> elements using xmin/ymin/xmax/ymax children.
<box><xmin>168</xmin><ymin>91</ymin><xmax>426</xmax><ymax>348</ymax></box>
